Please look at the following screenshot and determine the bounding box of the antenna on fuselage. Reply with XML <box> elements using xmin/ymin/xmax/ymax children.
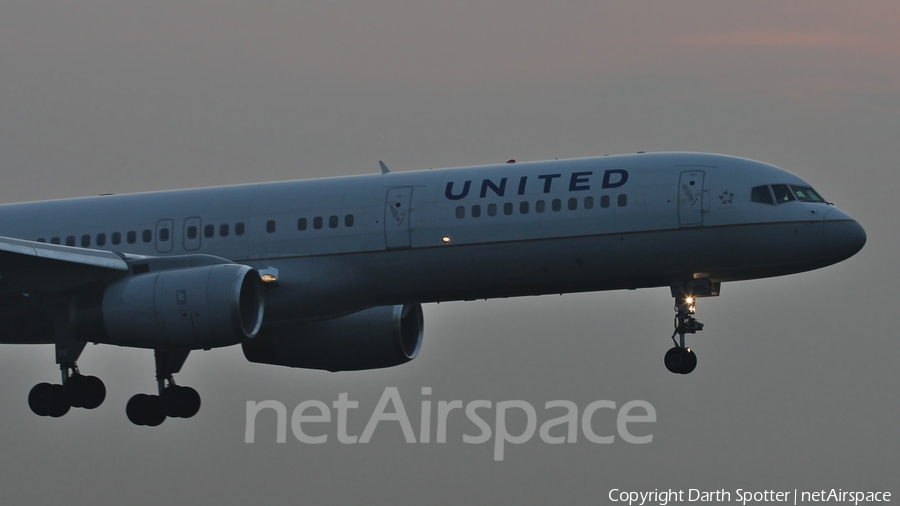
<box><xmin>379</xmin><ymin>161</ymin><xmax>390</xmax><ymax>174</ymax></box>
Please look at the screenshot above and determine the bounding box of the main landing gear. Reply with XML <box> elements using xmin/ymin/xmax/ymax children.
<box><xmin>29</xmin><ymin>329</ymin><xmax>106</xmax><ymax>417</ymax></box>
<box><xmin>28</xmin><ymin>313</ymin><xmax>200</xmax><ymax>425</ymax></box>
<box><xmin>126</xmin><ymin>349</ymin><xmax>201</xmax><ymax>426</ymax></box>
<box><xmin>28</xmin><ymin>362</ymin><xmax>106</xmax><ymax>417</ymax></box>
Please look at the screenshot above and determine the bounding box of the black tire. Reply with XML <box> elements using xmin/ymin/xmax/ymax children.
<box><xmin>126</xmin><ymin>393</ymin><xmax>150</xmax><ymax>425</ymax></box>
<box><xmin>28</xmin><ymin>382</ymin><xmax>54</xmax><ymax>416</ymax></box>
<box><xmin>64</xmin><ymin>375</ymin><xmax>88</xmax><ymax>408</ymax></box>
<box><xmin>46</xmin><ymin>384</ymin><xmax>71</xmax><ymax>418</ymax></box>
<box><xmin>161</xmin><ymin>386</ymin><xmax>201</xmax><ymax>419</ymax></box>
<box><xmin>143</xmin><ymin>395</ymin><xmax>166</xmax><ymax>427</ymax></box>
<box><xmin>127</xmin><ymin>393</ymin><xmax>167</xmax><ymax>426</ymax></box>
<box><xmin>179</xmin><ymin>386</ymin><xmax>201</xmax><ymax>419</ymax></box>
<box><xmin>664</xmin><ymin>347</ymin><xmax>687</xmax><ymax>374</ymax></box>
<box><xmin>81</xmin><ymin>376</ymin><xmax>106</xmax><ymax>410</ymax></box>
<box><xmin>160</xmin><ymin>386</ymin><xmax>183</xmax><ymax>418</ymax></box>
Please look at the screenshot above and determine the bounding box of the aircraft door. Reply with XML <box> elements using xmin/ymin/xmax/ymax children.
<box><xmin>156</xmin><ymin>219</ymin><xmax>175</xmax><ymax>253</ymax></box>
<box><xmin>183</xmin><ymin>217</ymin><xmax>202</xmax><ymax>251</ymax></box>
<box><xmin>678</xmin><ymin>171</ymin><xmax>705</xmax><ymax>227</ymax></box>
<box><xmin>384</xmin><ymin>187</ymin><xmax>413</xmax><ymax>249</ymax></box>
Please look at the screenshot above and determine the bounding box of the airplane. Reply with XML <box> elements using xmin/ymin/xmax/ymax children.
<box><xmin>0</xmin><ymin>152</ymin><xmax>865</xmax><ymax>426</ymax></box>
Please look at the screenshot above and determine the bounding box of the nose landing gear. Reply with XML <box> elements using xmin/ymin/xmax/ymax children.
<box><xmin>664</xmin><ymin>280</ymin><xmax>718</xmax><ymax>374</ymax></box>
<box><xmin>665</xmin><ymin>297</ymin><xmax>703</xmax><ymax>374</ymax></box>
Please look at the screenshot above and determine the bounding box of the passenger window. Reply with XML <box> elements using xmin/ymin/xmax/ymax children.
<box><xmin>66</xmin><ymin>236</ymin><xmax>75</xmax><ymax>246</ymax></box>
<box><xmin>519</xmin><ymin>201</ymin><xmax>529</xmax><ymax>214</ymax></box>
<box><xmin>160</xmin><ymin>228</ymin><xmax>170</xmax><ymax>241</ymax></box>
<box><xmin>142</xmin><ymin>230</ymin><xmax>152</xmax><ymax>243</ymax></box>
<box><xmin>535</xmin><ymin>200</ymin><xmax>546</xmax><ymax>213</ymax></box>
<box><xmin>37</xmin><ymin>238</ymin><xmax>46</xmax><ymax>243</ymax></box>
<box><xmin>267</xmin><ymin>220</ymin><xmax>276</xmax><ymax>233</ymax></box>
<box><xmin>552</xmin><ymin>199</ymin><xmax>561</xmax><ymax>212</ymax></box>
<box><xmin>751</xmin><ymin>185</ymin><xmax>775</xmax><ymax>205</ymax></box>
<box><xmin>617</xmin><ymin>194</ymin><xmax>627</xmax><ymax>207</ymax></box>
<box><xmin>344</xmin><ymin>215</ymin><xmax>354</xmax><ymax>227</ymax></box>
<box><xmin>51</xmin><ymin>237</ymin><xmax>60</xmax><ymax>245</ymax></box>
<box><xmin>313</xmin><ymin>217</ymin><xmax>323</xmax><ymax>229</ymax></box>
<box><xmin>584</xmin><ymin>196</ymin><xmax>594</xmax><ymax>209</ymax></box>
<box><xmin>456</xmin><ymin>207</ymin><xmax>465</xmax><ymax>219</ymax></box>
<box><xmin>471</xmin><ymin>205</ymin><xmax>481</xmax><ymax>218</ymax></box>
<box><xmin>600</xmin><ymin>196</ymin><xmax>610</xmax><ymax>208</ymax></box>
<box><xmin>97</xmin><ymin>233</ymin><xmax>106</xmax><ymax>246</ymax></box>
<box><xmin>568</xmin><ymin>198</ymin><xmax>578</xmax><ymax>211</ymax></box>
<box><xmin>329</xmin><ymin>215</ymin><xmax>339</xmax><ymax>228</ymax></box>
<box><xmin>219</xmin><ymin>224</ymin><xmax>229</xmax><ymax>237</ymax></box>
<box><xmin>487</xmin><ymin>204</ymin><xmax>497</xmax><ymax>216</ymax></box>
<box><xmin>298</xmin><ymin>218</ymin><xmax>308</xmax><ymax>231</ymax></box>
<box><xmin>127</xmin><ymin>231</ymin><xmax>137</xmax><ymax>244</ymax></box>
<box><xmin>204</xmin><ymin>225</ymin><xmax>215</xmax><ymax>238</ymax></box>
<box><xmin>771</xmin><ymin>184</ymin><xmax>795</xmax><ymax>203</ymax></box>
<box><xmin>79</xmin><ymin>234</ymin><xmax>89</xmax><ymax>248</ymax></box>
<box><xmin>186</xmin><ymin>226</ymin><xmax>198</xmax><ymax>240</ymax></box>
<box><xmin>112</xmin><ymin>232</ymin><xmax>121</xmax><ymax>245</ymax></box>
<box><xmin>235</xmin><ymin>222</ymin><xmax>245</xmax><ymax>236</ymax></box>
<box><xmin>503</xmin><ymin>203</ymin><xmax>513</xmax><ymax>216</ymax></box>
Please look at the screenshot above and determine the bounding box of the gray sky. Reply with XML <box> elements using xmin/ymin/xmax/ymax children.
<box><xmin>0</xmin><ymin>1</ymin><xmax>896</xmax><ymax>504</ymax></box>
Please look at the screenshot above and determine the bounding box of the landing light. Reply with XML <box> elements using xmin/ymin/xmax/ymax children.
<box><xmin>258</xmin><ymin>267</ymin><xmax>279</xmax><ymax>283</ymax></box>
<box><xmin>442</xmin><ymin>236</ymin><xmax>451</xmax><ymax>243</ymax></box>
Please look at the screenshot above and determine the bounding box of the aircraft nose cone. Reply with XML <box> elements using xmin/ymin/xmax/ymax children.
<box><xmin>823</xmin><ymin>209</ymin><xmax>866</xmax><ymax>262</ymax></box>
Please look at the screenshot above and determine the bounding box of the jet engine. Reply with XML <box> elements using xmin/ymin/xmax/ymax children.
<box><xmin>242</xmin><ymin>304</ymin><xmax>423</xmax><ymax>372</ymax></box>
<box><xmin>72</xmin><ymin>264</ymin><xmax>264</xmax><ymax>350</ymax></box>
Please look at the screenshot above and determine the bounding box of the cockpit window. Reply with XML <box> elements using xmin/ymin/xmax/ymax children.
<box><xmin>771</xmin><ymin>184</ymin><xmax>795</xmax><ymax>203</ymax></box>
<box><xmin>790</xmin><ymin>185</ymin><xmax>825</xmax><ymax>203</ymax></box>
<box><xmin>751</xmin><ymin>185</ymin><xmax>774</xmax><ymax>205</ymax></box>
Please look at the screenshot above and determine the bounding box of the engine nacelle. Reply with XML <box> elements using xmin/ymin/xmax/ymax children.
<box><xmin>73</xmin><ymin>264</ymin><xmax>264</xmax><ymax>350</ymax></box>
<box><xmin>242</xmin><ymin>304</ymin><xmax>423</xmax><ymax>372</ymax></box>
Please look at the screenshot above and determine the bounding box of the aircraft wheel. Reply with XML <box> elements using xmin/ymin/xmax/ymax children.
<box><xmin>81</xmin><ymin>376</ymin><xmax>107</xmax><ymax>409</ymax></box>
<box><xmin>29</xmin><ymin>383</ymin><xmax>70</xmax><ymax>417</ymax></box>
<box><xmin>46</xmin><ymin>384</ymin><xmax>71</xmax><ymax>418</ymax></box>
<box><xmin>127</xmin><ymin>394</ymin><xmax>166</xmax><ymax>427</ymax></box>
<box><xmin>681</xmin><ymin>348</ymin><xmax>697</xmax><ymax>375</ymax></box>
<box><xmin>161</xmin><ymin>386</ymin><xmax>201</xmax><ymax>419</ymax></box>
<box><xmin>664</xmin><ymin>347</ymin><xmax>687</xmax><ymax>374</ymax></box>
<box><xmin>28</xmin><ymin>382</ymin><xmax>55</xmax><ymax>416</ymax></box>
<box><xmin>64</xmin><ymin>375</ymin><xmax>88</xmax><ymax>408</ymax></box>
<box><xmin>64</xmin><ymin>375</ymin><xmax>106</xmax><ymax>409</ymax></box>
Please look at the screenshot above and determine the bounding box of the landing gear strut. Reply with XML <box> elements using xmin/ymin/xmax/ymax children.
<box><xmin>126</xmin><ymin>349</ymin><xmax>201</xmax><ymax>426</ymax></box>
<box><xmin>664</xmin><ymin>296</ymin><xmax>703</xmax><ymax>374</ymax></box>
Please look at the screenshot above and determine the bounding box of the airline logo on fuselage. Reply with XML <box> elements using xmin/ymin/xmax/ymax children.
<box><xmin>444</xmin><ymin>169</ymin><xmax>629</xmax><ymax>201</ymax></box>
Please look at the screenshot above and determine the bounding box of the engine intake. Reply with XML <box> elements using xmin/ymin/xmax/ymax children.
<box><xmin>73</xmin><ymin>264</ymin><xmax>264</xmax><ymax>350</ymax></box>
<box><xmin>242</xmin><ymin>304</ymin><xmax>424</xmax><ymax>372</ymax></box>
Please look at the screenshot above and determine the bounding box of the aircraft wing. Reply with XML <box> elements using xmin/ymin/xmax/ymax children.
<box><xmin>0</xmin><ymin>235</ymin><xmax>131</xmax><ymax>294</ymax></box>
